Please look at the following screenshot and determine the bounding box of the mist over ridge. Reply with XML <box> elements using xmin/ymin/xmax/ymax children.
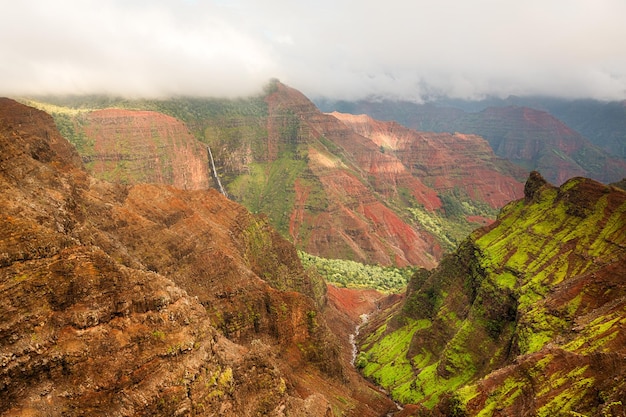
<box><xmin>2</xmin><ymin>0</ymin><xmax>626</xmax><ymax>101</ymax></box>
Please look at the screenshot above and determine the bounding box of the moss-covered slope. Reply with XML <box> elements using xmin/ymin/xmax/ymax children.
<box><xmin>357</xmin><ymin>172</ymin><xmax>626</xmax><ymax>416</ymax></box>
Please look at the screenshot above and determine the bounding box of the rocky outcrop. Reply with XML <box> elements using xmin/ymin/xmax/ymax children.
<box><xmin>356</xmin><ymin>171</ymin><xmax>626</xmax><ymax>416</ymax></box>
<box><xmin>0</xmin><ymin>98</ymin><xmax>394</xmax><ymax>416</ymax></box>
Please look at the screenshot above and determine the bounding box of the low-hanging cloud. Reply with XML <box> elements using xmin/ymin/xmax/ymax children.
<box><xmin>1</xmin><ymin>0</ymin><xmax>625</xmax><ymax>101</ymax></box>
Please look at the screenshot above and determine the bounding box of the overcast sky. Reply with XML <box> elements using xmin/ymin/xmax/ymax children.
<box><xmin>1</xmin><ymin>0</ymin><xmax>625</xmax><ymax>101</ymax></box>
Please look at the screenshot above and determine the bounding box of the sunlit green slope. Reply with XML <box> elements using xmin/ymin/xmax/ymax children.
<box><xmin>357</xmin><ymin>172</ymin><xmax>626</xmax><ymax>416</ymax></box>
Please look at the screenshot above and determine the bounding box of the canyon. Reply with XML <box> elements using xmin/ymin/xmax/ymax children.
<box><xmin>4</xmin><ymin>84</ymin><xmax>626</xmax><ymax>416</ymax></box>
<box><xmin>0</xmin><ymin>98</ymin><xmax>396</xmax><ymax>416</ymax></box>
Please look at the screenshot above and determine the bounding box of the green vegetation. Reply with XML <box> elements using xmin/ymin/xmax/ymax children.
<box><xmin>18</xmin><ymin>99</ymin><xmax>95</xmax><ymax>155</ymax></box>
<box><xmin>358</xmin><ymin>176</ymin><xmax>626</xmax><ymax>414</ymax></box>
<box><xmin>243</xmin><ymin>216</ymin><xmax>303</xmax><ymax>292</ymax></box>
<box><xmin>229</xmin><ymin>150</ymin><xmax>313</xmax><ymax>236</ymax></box>
<box><xmin>400</xmin><ymin>186</ymin><xmax>498</xmax><ymax>252</ymax></box>
<box><xmin>474</xmin><ymin>181</ymin><xmax>626</xmax><ymax>354</ymax></box>
<box><xmin>358</xmin><ymin>317</ymin><xmax>432</xmax><ymax>403</ymax></box>
<box><xmin>151</xmin><ymin>330</ymin><xmax>166</xmax><ymax>341</ymax></box>
<box><xmin>299</xmin><ymin>251</ymin><xmax>416</xmax><ymax>293</ymax></box>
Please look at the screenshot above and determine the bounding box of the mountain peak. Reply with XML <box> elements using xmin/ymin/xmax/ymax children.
<box><xmin>264</xmin><ymin>80</ymin><xmax>319</xmax><ymax>113</ymax></box>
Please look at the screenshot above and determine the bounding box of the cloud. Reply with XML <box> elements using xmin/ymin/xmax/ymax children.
<box><xmin>1</xmin><ymin>0</ymin><xmax>625</xmax><ymax>101</ymax></box>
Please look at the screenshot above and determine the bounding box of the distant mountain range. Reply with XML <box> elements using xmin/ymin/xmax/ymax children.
<box><xmin>317</xmin><ymin>96</ymin><xmax>626</xmax><ymax>185</ymax></box>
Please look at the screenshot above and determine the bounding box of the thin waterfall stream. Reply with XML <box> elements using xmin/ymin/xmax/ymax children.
<box><xmin>207</xmin><ymin>146</ymin><xmax>228</xmax><ymax>198</ymax></box>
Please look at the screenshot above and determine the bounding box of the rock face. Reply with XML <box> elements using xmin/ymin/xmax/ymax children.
<box><xmin>0</xmin><ymin>98</ymin><xmax>394</xmax><ymax>416</ymax></box>
<box><xmin>331</xmin><ymin>112</ymin><xmax>524</xmax><ymax>209</ymax></box>
<box><xmin>356</xmin><ymin>171</ymin><xmax>626</xmax><ymax>416</ymax></box>
<box><xmin>262</xmin><ymin>84</ymin><xmax>445</xmax><ymax>267</ymax></box>
<box><xmin>217</xmin><ymin>82</ymin><xmax>524</xmax><ymax>267</ymax></box>
<box><xmin>473</xmin><ymin>106</ymin><xmax>626</xmax><ymax>185</ymax></box>
<box><xmin>73</xmin><ymin>108</ymin><xmax>210</xmax><ymax>189</ymax></box>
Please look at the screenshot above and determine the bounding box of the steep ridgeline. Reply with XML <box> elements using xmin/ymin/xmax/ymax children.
<box><xmin>29</xmin><ymin>82</ymin><xmax>524</xmax><ymax>267</ymax></box>
<box><xmin>462</xmin><ymin>106</ymin><xmax>626</xmax><ymax>185</ymax></box>
<box><xmin>0</xmin><ymin>98</ymin><xmax>395</xmax><ymax>416</ymax></box>
<box><xmin>324</xmin><ymin>100</ymin><xmax>626</xmax><ymax>186</ymax></box>
<box><xmin>356</xmin><ymin>172</ymin><xmax>626</xmax><ymax>416</ymax></box>
<box><xmin>538</xmin><ymin>99</ymin><xmax>626</xmax><ymax>161</ymax></box>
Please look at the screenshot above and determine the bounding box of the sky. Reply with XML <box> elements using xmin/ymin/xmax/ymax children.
<box><xmin>1</xmin><ymin>0</ymin><xmax>626</xmax><ymax>101</ymax></box>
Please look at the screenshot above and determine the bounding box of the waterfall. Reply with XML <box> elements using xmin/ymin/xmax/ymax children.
<box><xmin>207</xmin><ymin>146</ymin><xmax>228</xmax><ymax>198</ymax></box>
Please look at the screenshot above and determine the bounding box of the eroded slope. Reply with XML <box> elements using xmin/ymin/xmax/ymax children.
<box><xmin>326</xmin><ymin>99</ymin><xmax>626</xmax><ymax>185</ymax></box>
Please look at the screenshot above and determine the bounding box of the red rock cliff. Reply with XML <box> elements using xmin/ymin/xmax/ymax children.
<box><xmin>261</xmin><ymin>83</ymin><xmax>525</xmax><ymax>267</ymax></box>
<box><xmin>80</xmin><ymin>109</ymin><xmax>210</xmax><ymax>190</ymax></box>
<box><xmin>331</xmin><ymin>112</ymin><xmax>525</xmax><ymax>209</ymax></box>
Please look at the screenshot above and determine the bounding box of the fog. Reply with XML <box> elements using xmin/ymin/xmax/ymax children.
<box><xmin>2</xmin><ymin>0</ymin><xmax>625</xmax><ymax>101</ymax></box>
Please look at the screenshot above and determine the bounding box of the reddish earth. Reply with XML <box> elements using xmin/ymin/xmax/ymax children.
<box><xmin>465</xmin><ymin>215</ymin><xmax>493</xmax><ymax>226</ymax></box>
<box><xmin>324</xmin><ymin>284</ymin><xmax>404</xmax><ymax>414</ymax></box>
<box><xmin>331</xmin><ymin>112</ymin><xmax>526</xmax><ymax>209</ymax></box>
<box><xmin>326</xmin><ymin>285</ymin><xmax>402</xmax><ymax>323</ymax></box>
<box><xmin>289</xmin><ymin>178</ymin><xmax>310</xmax><ymax>246</ymax></box>
<box><xmin>474</xmin><ymin>106</ymin><xmax>626</xmax><ymax>185</ymax></box>
<box><xmin>262</xmin><ymin>84</ymin><xmax>448</xmax><ymax>267</ymax></box>
<box><xmin>262</xmin><ymin>83</ymin><xmax>525</xmax><ymax>267</ymax></box>
<box><xmin>303</xmin><ymin>160</ymin><xmax>441</xmax><ymax>267</ymax></box>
